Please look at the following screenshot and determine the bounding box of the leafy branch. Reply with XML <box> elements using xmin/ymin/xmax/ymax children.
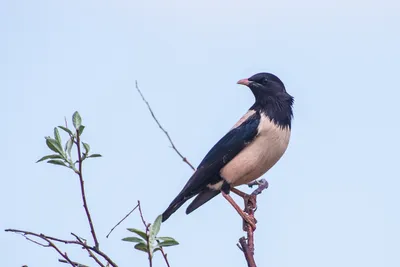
<box><xmin>6</xmin><ymin>112</ymin><xmax>113</xmax><ymax>267</ymax></box>
<box><xmin>121</xmin><ymin>201</ymin><xmax>178</xmax><ymax>267</ymax></box>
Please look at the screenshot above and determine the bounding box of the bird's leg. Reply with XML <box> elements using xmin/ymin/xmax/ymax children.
<box><xmin>222</xmin><ymin>192</ymin><xmax>257</xmax><ymax>230</ymax></box>
<box><xmin>231</xmin><ymin>188</ymin><xmax>259</xmax><ymax>231</ymax></box>
<box><xmin>231</xmin><ymin>188</ymin><xmax>248</xmax><ymax>199</ymax></box>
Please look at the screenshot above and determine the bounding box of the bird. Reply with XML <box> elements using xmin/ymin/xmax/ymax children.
<box><xmin>161</xmin><ymin>72</ymin><xmax>294</xmax><ymax>224</ymax></box>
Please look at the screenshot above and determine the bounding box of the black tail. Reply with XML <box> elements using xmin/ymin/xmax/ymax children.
<box><xmin>162</xmin><ymin>192</ymin><xmax>197</xmax><ymax>222</ymax></box>
<box><xmin>186</xmin><ymin>189</ymin><xmax>220</xmax><ymax>215</ymax></box>
<box><xmin>162</xmin><ymin>199</ymin><xmax>188</xmax><ymax>222</ymax></box>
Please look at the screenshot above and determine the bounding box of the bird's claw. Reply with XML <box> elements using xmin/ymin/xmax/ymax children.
<box><xmin>242</xmin><ymin>213</ymin><xmax>257</xmax><ymax>231</ymax></box>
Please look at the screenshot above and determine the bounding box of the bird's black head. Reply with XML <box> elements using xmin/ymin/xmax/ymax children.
<box><xmin>237</xmin><ymin>72</ymin><xmax>294</xmax><ymax>128</ymax></box>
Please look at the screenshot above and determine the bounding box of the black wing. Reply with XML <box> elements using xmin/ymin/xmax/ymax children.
<box><xmin>162</xmin><ymin>111</ymin><xmax>260</xmax><ymax>221</ymax></box>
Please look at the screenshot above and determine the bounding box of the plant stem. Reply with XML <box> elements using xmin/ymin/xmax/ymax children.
<box><xmin>76</xmin><ymin>130</ymin><xmax>99</xmax><ymax>249</ymax></box>
<box><xmin>159</xmin><ymin>246</ymin><xmax>171</xmax><ymax>267</ymax></box>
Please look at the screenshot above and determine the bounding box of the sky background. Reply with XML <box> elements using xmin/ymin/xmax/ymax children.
<box><xmin>2</xmin><ymin>0</ymin><xmax>400</xmax><ymax>266</ymax></box>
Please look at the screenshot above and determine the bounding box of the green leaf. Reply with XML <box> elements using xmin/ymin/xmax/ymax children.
<box><xmin>156</xmin><ymin>237</ymin><xmax>178</xmax><ymax>242</ymax></box>
<box><xmin>134</xmin><ymin>243</ymin><xmax>148</xmax><ymax>253</ymax></box>
<box><xmin>150</xmin><ymin>215</ymin><xmax>162</xmax><ymax>239</ymax></box>
<box><xmin>72</xmin><ymin>111</ymin><xmax>82</xmax><ymax>130</ymax></box>
<box><xmin>122</xmin><ymin>237</ymin><xmax>145</xmax><ymax>243</ymax></box>
<box><xmin>45</xmin><ymin>137</ymin><xmax>64</xmax><ymax>156</ymax></box>
<box><xmin>36</xmin><ymin>154</ymin><xmax>63</xmax><ymax>163</ymax></box>
<box><xmin>47</xmin><ymin>160</ymin><xmax>69</xmax><ymax>168</ymax></box>
<box><xmin>88</xmin><ymin>154</ymin><xmax>102</xmax><ymax>158</ymax></box>
<box><xmin>153</xmin><ymin>247</ymin><xmax>161</xmax><ymax>253</ymax></box>
<box><xmin>65</xmin><ymin>138</ymin><xmax>73</xmax><ymax>157</ymax></box>
<box><xmin>82</xmin><ymin>142</ymin><xmax>90</xmax><ymax>155</ymax></box>
<box><xmin>54</xmin><ymin>127</ymin><xmax>62</xmax><ymax>146</ymax></box>
<box><xmin>78</xmin><ymin>125</ymin><xmax>85</xmax><ymax>136</ymax></box>
<box><xmin>58</xmin><ymin>126</ymin><xmax>73</xmax><ymax>136</ymax></box>
<box><xmin>148</xmin><ymin>215</ymin><xmax>162</xmax><ymax>256</ymax></box>
<box><xmin>157</xmin><ymin>240</ymin><xmax>179</xmax><ymax>247</ymax></box>
<box><xmin>127</xmin><ymin>228</ymin><xmax>147</xmax><ymax>240</ymax></box>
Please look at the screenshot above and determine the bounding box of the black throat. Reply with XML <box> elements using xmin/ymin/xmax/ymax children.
<box><xmin>250</xmin><ymin>92</ymin><xmax>294</xmax><ymax>129</ymax></box>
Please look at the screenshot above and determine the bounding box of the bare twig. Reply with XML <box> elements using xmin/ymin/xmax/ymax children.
<box><xmin>5</xmin><ymin>229</ymin><xmax>118</xmax><ymax>267</ymax></box>
<box><xmin>158</xmin><ymin>245</ymin><xmax>171</xmax><ymax>267</ymax></box>
<box><xmin>5</xmin><ymin>229</ymin><xmax>76</xmax><ymax>267</ymax></box>
<box><xmin>76</xmin><ymin>129</ymin><xmax>100</xmax><ymax>249</ymax></box>
<box><xmin>137</xmin><ymin>201</ymin><xmax>148</xmax><ymax>229</ymax></box>
<box><xmin>106</xmin><ymin>203</ymin><xmax>140</xmax><ymax>238</ymax></box>
<box><xmin>135</xmin><ymin>81</ymin><xmax>195</xmax><ymax>171</ymax></box>
<box><xmin>239</xmin><ymin>237</ymin><xmax>256</xmax><ymax>267</ymax></box>
<box><xmin>137</xmin><ymin>201</ymin><xmax>153</xmax><ymax>267</ymax></box>
<box><xmin>71</xmin><ymin>233</ymin><xmax>105</xmax><ymax>267</ymax></box>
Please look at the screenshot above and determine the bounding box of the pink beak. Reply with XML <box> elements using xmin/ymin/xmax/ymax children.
<box><xmin>237</xmin><ymin>78</ymin><xmax>250</xmax><ymax>86</ymax></box>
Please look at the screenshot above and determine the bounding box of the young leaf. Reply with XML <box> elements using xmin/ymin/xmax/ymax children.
<box><xmin>122</xmin><ymin>237</ymin><xmax>145</xmax><ymax>243</ymax></box>
<box><xmin>82</xmin><ymin>142</ymin><xmax>90</xmax><ymax>155</ymax></box>
<box><xmin>78</xmin><ymin>125</ymin><xmax>85</xmax><ymax>136</ymax></box>
<box><xmin>156</xmin><ymin>237</ymin><xmax>178</xmax><ymax>242</ymax></box>
<box><xmin>88</xmin><ymin>154</ymin><xmax>102</xmax><ymax>158</ymax></box>
<box><xmin>127</xmin><ymin>228</ymin><xmax>147</xmax><ymax>240</ymax></box>
<box><xmin>45</xmin><ymin>137</ymin><xmax>65</xmax><ymax>156</ymax></box>
<box><xmin>72</xmin><ymin>111</ymin><xmax>82</xmax><ymax>130</ymax></box>
<box><xmin>157</xmin><ymin>240</ymin><xmax>179</xmax><ymax>247</ymax></box>
<box><xmin>54</xmin><ymin>127</ymin><xmax>62</xmax><ymax>146</ymax></box>
<box><xmin>58</xmin><ymin>126</ymin><xmax>73</xmax><ymax>136</ymax></box>
<box><xmin>65</xmin><ymin>138</ymin><xmax>73</xmax><ymax>157</ymax></box>
<box><xmin>134</xmin><ymin>243</ymin><xmax>148</xmax><ymax>253</ymax></box>
<box><xmin>47</xmin><ymin>160</ymin><xmax>69</xmax><ymax>168</ymax></box>
<box><xmin>148</xmin><ymin>215</ymin><xmax>162</xmax><ymax>256</ymax></box>
<box><xmin>36</xmin><ymin>154</ymin><xmax>63</xmax><ymax>163</ymax></box>
<box><xmin>150</xmin><ymin>215</ymin><xmax>162</xmax><ymax>240</ymax></box>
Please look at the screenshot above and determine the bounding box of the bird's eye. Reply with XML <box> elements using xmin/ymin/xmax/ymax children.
<box><xmin>263</xmin><ymin>78</ymin><xmax>269</xmax><ymax>84</ymax></box>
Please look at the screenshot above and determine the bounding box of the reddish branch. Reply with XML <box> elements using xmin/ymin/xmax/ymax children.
<box><xmin>136</xmin><ymin>201</ymin><xmax>153</xmax><ymax>267</ymax></box>
<box><xmin>4</xmin><ymin>229</ymin><xmax>118</xmax><ymax>267</ymax></box>
<box><xmin>158</xmin><ymin>245</ymin><xmax>171</xmax><ymax>267</ymax></box>
<box><xmin>76</xmin><ymin>129</ymin><xmax>100</xmax><ymax>249</ymax></box>
<box><xmin>71</xmin><ymin>233</ymin><xmax>105</xmax><ymax>267</ymax></box>
<box><xmin>136</xmin><ymin>82</ymin><xmax>270</xmax><ymax>267</ymax></box>
<box><xmin>107</xmin><ymin>203</ymin><xmax>140</xmax><ymax>238</ymax></box>
<box><xmin>135</xmin><ymin>81</ymin><xmax>196</xmax><ymax>171</ymax></box>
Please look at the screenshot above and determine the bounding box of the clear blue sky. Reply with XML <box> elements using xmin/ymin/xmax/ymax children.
<box><xmin>2</xmin><ymin>1</ymin><xmax>399</xmax><ymax>266</ymax></box>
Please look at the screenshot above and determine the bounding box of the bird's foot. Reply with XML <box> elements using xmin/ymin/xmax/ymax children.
<box><xmin>242</xmin><ymin>212</ymin><xmax>257</xmax><ymax>231</ymax></box>
<box><xmin>222</xmin><ymin>192</ymin><xmax>257</xmax><ymax>231</ymax></box>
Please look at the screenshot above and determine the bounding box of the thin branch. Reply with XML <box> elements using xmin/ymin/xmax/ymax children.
<box><xmin>135</xmin><ymin>80</ymin><xmax>195</xmax><ymax>171</ymax></box>
<box><xmin>5</xmin><ymin>229</ymin><xmax>118</xmax><ymax>267</ymax></box>
<box><xmin>137</xmin><ymin>201</ymin><xmax>152</xmax><ymax>267</ymax></box>
<box><xmin>239</xmin><ymin>237</ymin><xmax>256</xmax><ymax>267</ymax></box>
<box><xmin>76</xmin><ymin>129</ymin><xmax>100</xmax><ymax>249</ymax></box>
<box><xmin>158</xmin><ymin>245</ymin><xmax>171</xmax><ymax>267</ymax></box>
<box><xmin>137</xmin><ymin>200</ymin><xmax>148</xmax><ymax>229</ymax></box>
<box><xmin>48</xmin><ymin>240</ymin><xmax>75</xmax><ymax>267</ymax></box>
<box><xmin>71</xmin><ymin>233</ymin><xmax>105</xmax><ymax>267</ymax></box>
<box><xmin>24</xmin><ymin>235</ymin><xmax>48</xmax><ymax>247</ymax></box>
<box><xmin>5</xmin><ymin>229</ymin><xmax>76</xmax><ymax>267</ymax></box>
<box><xmin>106</xmin><ymin>203</ymin><xmax>140</xmax><ymax>238</ymax></box>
